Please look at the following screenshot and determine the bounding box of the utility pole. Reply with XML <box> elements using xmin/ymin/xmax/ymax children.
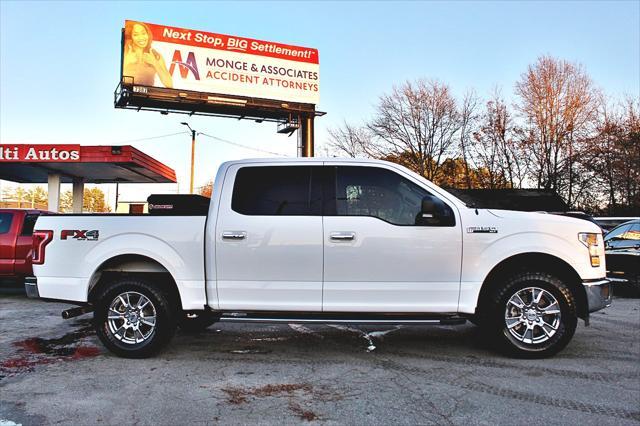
<box><xmin>181</xmin><ymin>122</ymin><xmax>197</xmax><ymax>194</ymax></box>
<box><xmin>115</xmin><ymin>182</ymin><xmax>119</xmax><ymax>213</ymax></box>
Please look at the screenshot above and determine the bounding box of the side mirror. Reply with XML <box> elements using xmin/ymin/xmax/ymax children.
<box><xmin>418</xmin><ymin>195</ymin><xmax>455</xmax><ymax>226</ymax></box>
<box><xmin>421</xmin><ymin>195</ymin><xmax>438</xmax><ymax>219</ymax></box>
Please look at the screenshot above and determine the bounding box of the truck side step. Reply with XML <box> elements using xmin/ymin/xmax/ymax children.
<box><xmin>218</xmin><ymin>312</ymin><xmax>467</xmax><ymax>326</ymax></box>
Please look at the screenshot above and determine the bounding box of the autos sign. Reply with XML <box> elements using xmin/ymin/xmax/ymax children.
<box><xmin>122</xmin><ymin>20</ymin><xmax>320</xmax><ymax>105</ymax></box>
<box><xmin>0</xmin><ymin>144</ymin><xmax>81</xmax><ymax>162</ymax></box>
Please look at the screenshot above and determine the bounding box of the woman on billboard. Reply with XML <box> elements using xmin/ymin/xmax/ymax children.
<box><xmin>123</xmin><ymin>21</ymin><xmax>173</xmax><ymax>88</ymax></box>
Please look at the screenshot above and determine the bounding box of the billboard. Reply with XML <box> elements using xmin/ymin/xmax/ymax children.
<box><xmin>121</xmin><ymin>20</ymin><xmax>320</xmax><ymax>105</ymax></box>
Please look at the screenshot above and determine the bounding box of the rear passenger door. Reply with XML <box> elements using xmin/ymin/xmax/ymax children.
<box><xmin>215</xmin><ymin>164</ymin><xmax>324</xmax><ymax>311</ymax></box>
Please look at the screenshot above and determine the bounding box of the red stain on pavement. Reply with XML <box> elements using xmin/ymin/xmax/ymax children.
<box><xmin>1</xmin><ymin>356</ymin><xmax>54</xmax><ymax>370</ymax></box>
<box><xmin>14</xmin><ymin>338</ymin><xmax>44</xmax><ymax>353</ymax></box>
<box><xmin>0</xmin><ymin>327</ymin><xmax>101</xmax><ymax>379</ymax></box>
<box><xmin>72</xmin><ymin>345</ymin><xmax>102</xmax><ymax>359</ymax></box>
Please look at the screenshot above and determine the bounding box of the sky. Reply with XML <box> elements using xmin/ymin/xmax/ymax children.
<box><xmin>1</xmin><ymin>0</ymin><xmax>639</xmax><ymax>205</ymax></box>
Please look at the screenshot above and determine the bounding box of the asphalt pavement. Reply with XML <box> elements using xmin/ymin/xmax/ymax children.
<box><xmin>1</xmin><ymin>291</ymin><xmax>639</xmax><ymax>425</ymax></box>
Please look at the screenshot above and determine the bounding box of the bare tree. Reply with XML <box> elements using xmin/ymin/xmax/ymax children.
<box><xmin>515</xmin><ymin>55</ymin><xmax>599</xmax><ymax>206</ymax></box>
<box><xmin>613</xmin><ymin>97</ymin><xmax>640</xmax><ymax>213</ymax></box>
<box><xmin>323</xmin><ymin>59</ymin><xmax>634</xmax><ymax>213</ymax></box>
<box><xmin>327</xmin><ymin>121</ymin><xmax>370</xmax><ymax>158</ymax></box>
<box><xmin>582</xmin><ymin>96</ymin><xmax>640</xmax><ymax>214</ymax></box>
<box><xmin>472</xmin><ymin>89</ymin><xmax>526</xmax><ymax>189</ymax></box>
<box><xmin>458</xmin><ymin>90</ymin><xmax>480</xmax><ymax>188</ymax></box>
<box><xmin>366</xmin><ymin>79</ymin><xmax>462</xmax><ymax>181</ymax></box>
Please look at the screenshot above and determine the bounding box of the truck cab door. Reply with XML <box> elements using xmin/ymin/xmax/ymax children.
<box><xmin>215</xmin><ymin>164</ymin><xmax>324</xmax><ymax>311</ymax></box>
<box><xmin>322</xmin><ymin>164</ymin><xmax>462</xmax><ymax>313</ymax></box>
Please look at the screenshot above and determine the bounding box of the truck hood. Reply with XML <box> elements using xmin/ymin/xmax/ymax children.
<box><xmin>485</xmin><ymin>209</ymin><xmax>602</xmax><ymax>234</ymax></box>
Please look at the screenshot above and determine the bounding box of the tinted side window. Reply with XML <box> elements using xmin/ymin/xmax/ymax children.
<box><xmin>20</xmin><ymin>214</ymin><xmax>39</xmax><ymax>236</ymax></box>
<box><xmin>333</xmin><ymin>166</ymin><xmax>450</xmax><ymax>226</ymax></box>
<box><xmin>232</xmin><ymin>166</ymin><xmax>322</xmax><ymax>216</ymax></box>
<box><xmin>0</xmin><ymin>213</ymin><xmax>13</xmax><ymax>234</ymax></box>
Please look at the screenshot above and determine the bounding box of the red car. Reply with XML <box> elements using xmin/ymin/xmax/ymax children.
<box><xmin>0</xmin><ymin>209</ymin><xmax>49</xmax><ymax>285</ymax></box>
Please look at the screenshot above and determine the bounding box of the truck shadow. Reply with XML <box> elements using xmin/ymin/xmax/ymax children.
<box><xmin>173</xmin><ymin>322</ymin><xmax>494</xmax><ymax>359</ymax></box>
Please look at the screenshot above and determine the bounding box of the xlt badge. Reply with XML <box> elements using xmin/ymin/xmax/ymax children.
<box><xmin>467</xmin><ymin>227</ymin><xmax>498</xmax><ymax>234</ymax></box>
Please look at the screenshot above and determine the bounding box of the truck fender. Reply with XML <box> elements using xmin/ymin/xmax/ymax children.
<box><xmin>459</xmin><ymin>232</ymin><xmax>588</xmax><ymax>318</ymax></box>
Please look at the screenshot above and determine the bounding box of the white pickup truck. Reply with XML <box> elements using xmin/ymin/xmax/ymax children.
<box><xmin>26</xmin><ymin>158</ymin><xmax>611</xmax><ymax>358</ymax></box>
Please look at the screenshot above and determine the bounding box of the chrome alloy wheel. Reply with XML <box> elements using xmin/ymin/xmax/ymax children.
<box><xmin>504</xmin><ymin>287</ymin><xmax>561</xmax><ymax>345</ymax></box>
<box><xmin>107</xmin><ymin>292</ymin><xmax>157</xmax><ymax>345</ymax></box>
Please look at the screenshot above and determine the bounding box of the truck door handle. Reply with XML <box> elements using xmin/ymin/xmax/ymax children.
<box><xmin>222</xmin><ymin>231</ymin><xmax>246</xmax><ymax>240</ymax></box>
<box><xmin>330</xmin><ymin>232</ymin><xmax>356</xmax><ymax>241</ymax></box>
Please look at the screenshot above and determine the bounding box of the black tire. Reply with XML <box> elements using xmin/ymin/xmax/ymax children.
<box><xmin>178</xmin><ymin>312</ymin><xmax>217</xmax><ymax>333</ymax></box>
<box><xmin>481</xmin><ymin>271</ymin><xmax>578</xmax><ymax>358</ymax></box>
<box><xmin>93</xmin><ymin>277</ymin><xmax>177</xmax><ymax>358</ymax></box>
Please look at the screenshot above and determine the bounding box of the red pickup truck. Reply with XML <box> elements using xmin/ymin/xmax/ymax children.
<box><xmin>0</xmin><ymin>209</ymin><xmax>49</xmax><ymax>284</ymax></box>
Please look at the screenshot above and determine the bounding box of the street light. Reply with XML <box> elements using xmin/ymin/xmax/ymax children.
<box><xmin>181</xmin><ymin>122</ymin><xmax>197</xmax><ymax>194</ymax></box>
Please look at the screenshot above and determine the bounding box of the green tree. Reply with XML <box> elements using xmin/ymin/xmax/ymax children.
<box><xmin>1</xmin><ymin>186</ymin><xmax>48</xmax><ymax>208</ymax></box>
<box><xmin>59</xmin><ymin>187</ymin><xmax>111</xmax><ymax>213</ymax></box>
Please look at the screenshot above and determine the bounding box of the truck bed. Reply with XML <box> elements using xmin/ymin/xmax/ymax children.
<box><xmin>33</xmin><ymin>215</ymin><xmax>207</xmax><ymax>308</ymax></box>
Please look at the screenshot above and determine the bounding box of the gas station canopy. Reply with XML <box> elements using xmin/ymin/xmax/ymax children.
<box><xmin>0</xmin><ymin>145</ymin><xmax>176</xmax><ymax>184</ymax></box>
<box><xmin>0</xmin><ymin>144</ymin><xmax>176</xmax><ymax>213</ymax></box>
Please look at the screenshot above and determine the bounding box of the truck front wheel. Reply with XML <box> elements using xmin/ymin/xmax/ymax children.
<box><xmin>93</xmin><ymin>278</ymin><xmax>177</xmax><ymax>358</ymax></box>
<box><xmin>483</xmin><ymin>271</ymin><xmax>578</xmax><ymax>358</ymax></box>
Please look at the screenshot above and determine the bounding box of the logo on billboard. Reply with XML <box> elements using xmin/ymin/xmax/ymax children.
<box><xmin>169</xmin><ymin>50</ymin><xmax>200</xmax><ymax>80</ymax></box>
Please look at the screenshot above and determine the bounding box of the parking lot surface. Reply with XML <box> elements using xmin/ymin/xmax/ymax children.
<box><xmin>1</xmin><ymin>293</ymin><xmax>639</xmax><ymax>426</ymax></box>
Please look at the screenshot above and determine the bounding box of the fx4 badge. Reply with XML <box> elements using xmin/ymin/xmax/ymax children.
<box><xmin>61</xmin><ymin>230</ymin><xmax>99</xmax><ymax>241</ymax></box>
<box><xmin>467</xmin><ymin>226</ymin><xmax>498</xmax><ymax>234</ymax></box>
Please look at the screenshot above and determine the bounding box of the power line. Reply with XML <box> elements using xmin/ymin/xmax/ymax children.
<box><xmin>198</xmin><ymin>132</ymin><xmax>289</xmax><ymax>157</ymax></box>
<box><xmin>113</xmin><ymin>132</ymin><xmax>189</xmax><ymax>144</ymax></box>
<box><xmin>111</xmin><ymin>130</ymin><xmax>289</xmax><ymax>156</ymax></box>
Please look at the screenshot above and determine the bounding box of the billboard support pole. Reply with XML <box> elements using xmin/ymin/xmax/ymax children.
<box><xmin>296</xmin><ymin>114</ymin><xmax>303</xmax><ymax>157</ymax></box>
<box><xmin>300</xmin><ymin>113</ymin><xmax>314</xmax><ymax>157</ymax></box>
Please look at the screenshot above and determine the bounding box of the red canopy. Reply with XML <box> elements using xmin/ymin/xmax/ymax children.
<box><xmin>0</xmin><ymin>145</ymin><xmax>176</xmax><ymax>183</ymax></box>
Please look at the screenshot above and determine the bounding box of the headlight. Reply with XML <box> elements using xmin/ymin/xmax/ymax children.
<box><xmin>578</xmin><ymin>232</ymin><xmax>601</xmax><ymax>267</ymax></box>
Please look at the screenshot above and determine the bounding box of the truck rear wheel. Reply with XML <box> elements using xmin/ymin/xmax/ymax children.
<box><xmin>93</xmin><ymin>278</ymin><xmax>177</xmax><ymax>358</ymax></box>
<box><xmin>483</xmin><ymin>271</ymin><xmax>578</xmax><ymax>358</ymax></box>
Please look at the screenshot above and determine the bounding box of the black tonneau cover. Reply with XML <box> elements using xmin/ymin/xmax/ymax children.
<box><xmin>147</xmin><ymin>194</ymin><xmax>210</xmax><ymax>216</ymax></box>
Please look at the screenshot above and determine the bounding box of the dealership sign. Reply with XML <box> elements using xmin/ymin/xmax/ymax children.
<box><xmin>121</xmin><ymin>20</ymin><xmax>320</xmax><ymax>104</ymax></box>
<box><xmin>0</xmin><ymin>145</ymin><xmax>81</xmax><ymax>162</ymax></box>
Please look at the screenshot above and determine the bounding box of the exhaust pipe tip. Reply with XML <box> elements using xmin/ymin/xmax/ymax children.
<box><xmin>61</xmin><ymin>306</ymin><xmax>93</xmax><ymax>320</ymax></box>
